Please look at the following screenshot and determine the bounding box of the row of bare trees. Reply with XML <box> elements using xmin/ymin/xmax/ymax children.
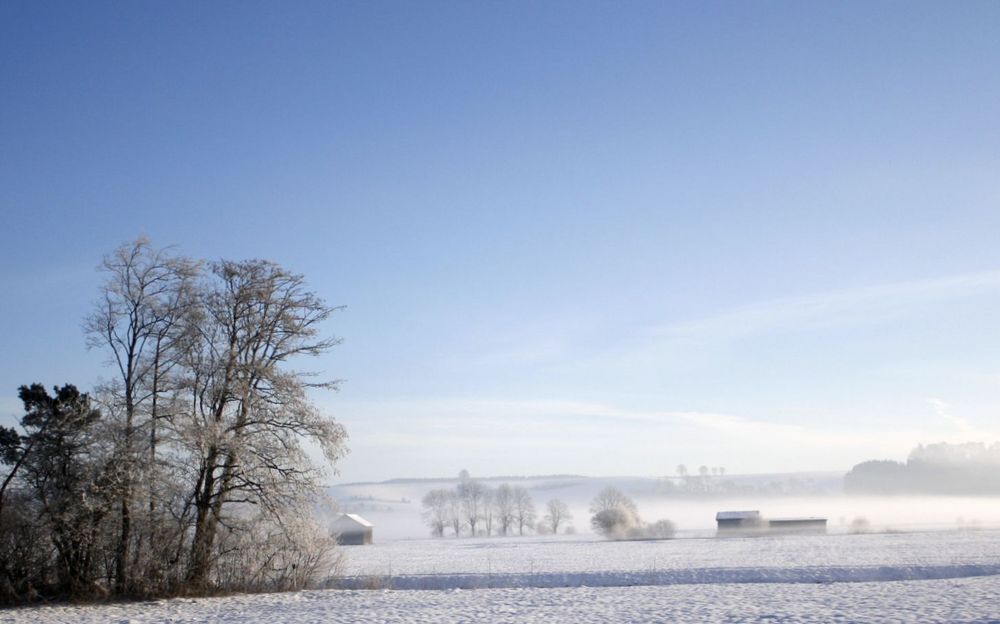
<box><xmin>421</xmin><ymin>475</ymin><xmax>573</xmax><ymax>538</ymax></box>
<box><xmin>0</xmin><ymin>238</ymin><xmax>347</xmax><ymax>603</ymax></box>
<box><xmin>668</xmin><ymin>464</ymin><xmax>728</xmax><ymax>494</ymax></box>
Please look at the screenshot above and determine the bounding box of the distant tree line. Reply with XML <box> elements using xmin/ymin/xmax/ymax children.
<box><xmin>664</xmin><ymin>464</ymin><xmax>833</xmax><ymax>497</ymax></box>
<box><xmin>0</xmin><ymin>238</ymin><xmax>347</xmax><ymax>604</ymax></box>
<box><xmin>845</xmin><ymin>442</ymin><xmax>1000</xmax><ymax>495</ymax></box>
<box><xmin>669</xmin><ymin>464</ymin><xmax>727</xmax><ymax>494</ymax></box>
<box><xmin>421</xmin><ymin>472</ymin><xmax>574</xmax><ymax>537</ymax></box>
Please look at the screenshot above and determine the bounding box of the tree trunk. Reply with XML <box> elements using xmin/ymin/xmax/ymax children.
<box><xmin>115</xmin><ymin>377</ymin><xmax>134</xmax><ymax>595</ymax></box>
<box><xmin>186</xmin><ymin>454</ymin><xmax>218</xmax><ymax>587</ymax></box>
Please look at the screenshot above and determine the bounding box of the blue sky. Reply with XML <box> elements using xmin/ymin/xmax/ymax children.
<box><xmin>2</xmin><ymin>1</ymin><xmax>1000</xmax><ymax>482</ymax></box>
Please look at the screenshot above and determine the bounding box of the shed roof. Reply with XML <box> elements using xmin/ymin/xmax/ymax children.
<box><xmin>716</xmin><ymin>510</ymin><xmax>761</xmax><ymax>521</ymax></box>
<box><xmin>332</xmin><ymin>513</ymin><xmax>374</xmax><ymax>530</ymax></box>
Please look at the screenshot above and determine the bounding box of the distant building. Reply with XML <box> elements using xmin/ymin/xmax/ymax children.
<box><xmin>716</xmin><ymin>510</ymin><xmax>827</xmax><ymax>536</ymax></box>
<box><xmin>715</xmin><ymin>510</ymin><xmax>763</xmax><ymax>532</ymax></box>
<box><xmin>331</xmin><ymin>513</ymin><xmax>374</xmax><ymax>545</ymax></box>
<box><xmin>767</xmin><ymin>517</ymin><xmax>827</xmax><ymax>534</ymax></box>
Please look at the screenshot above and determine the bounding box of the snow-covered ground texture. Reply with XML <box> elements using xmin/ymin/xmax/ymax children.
<box><xmin>6</xmin><ymin>531</ymin><xmax>1000</xmax><ymax>622</ymax></box>
<box><xmin>339</xmin><ymin>530</ymin><xmax>1000</xmax><ymax>589</ymax></box>
<box><xmin>6</xmin><ymin>576</ymin><xmax>1000</xmax><ymax>623</ymax></box>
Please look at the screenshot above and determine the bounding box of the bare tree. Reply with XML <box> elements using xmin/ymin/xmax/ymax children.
<box><xmin>179</xmin><ymin>259</ymin><xmax>347</xmax><ymax>587</ymax></box>
<box><xmin>457</xmin><ymin>478</ymin><xmax>488</xmax><ymax>537</ymax></box>
<box><xmin>446</xmin><ymin>490</ymin><xmax>462</xmax><ymax>537</ymax></box>
<box><xmin>494</xmin><ymin>483</ymin><xmax>515</xmax><ymax>536</ymax></box>
<box><xmin>481</xmin><ymin>486</ymin><xmax>495</xmax><ymax>536</ymax></box>
<box><xmin>543</xmin><ymin>498</ymin><xmax>572</xmax><ymax>534</ymax></box>
<box><xmin>85</xmin><ymin>237</ymin><xmax>196</xmax><ymax>593</ymax></box>
<box><xmin>589</xmin><ymin>486</ymin><xmax>638</xmax><ymax>518</ymax></box>
<box><xmin>421</xmin><ymin>489</ymin><xmax>450</xmax><ymax>537</ymax></box>
<box><xmin>512</xmin><ymin>485</ymin><xmax>535</xmax><ymax>536</ymax></box>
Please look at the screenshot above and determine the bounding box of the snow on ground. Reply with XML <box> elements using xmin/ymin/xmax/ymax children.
<box><xmin>340</xmin><ymin>530</ymin><xmax>1000</xmax><ymax>586</ymax></box>
<box><xmin>5</xmin><ymin>576</ymin><xmax>1000</xmax><ymax>623</ymax></box>
<box><xmin>5</xmin><ymin>530</ymin><xmax>1000</xmax><ymax>623</ymax></box>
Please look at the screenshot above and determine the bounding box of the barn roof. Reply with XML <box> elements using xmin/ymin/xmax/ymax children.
<box><xmin>332</xmin><ymin>513</ymin><xmax>374</xmax><ymax>529</ymax></box>
<box><xmin>716</xmin><ymin>510</ymin><xmax>761</xmax><ymax>520</ymax></box>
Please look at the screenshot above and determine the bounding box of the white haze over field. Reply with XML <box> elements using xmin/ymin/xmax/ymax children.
<box><xmin>327</xmin><ymin>474</ymin><xmax>1000</xmax><ymax>541</ymax></box>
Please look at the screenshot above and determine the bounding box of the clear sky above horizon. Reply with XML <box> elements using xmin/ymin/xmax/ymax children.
<box><xmin>3</xmin><ymin>1</ymin><xmax>1000</xmax><ymax>482</ymax></box>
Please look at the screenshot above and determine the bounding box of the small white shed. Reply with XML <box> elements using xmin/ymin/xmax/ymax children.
<box><xmin>331</xmin><ymin>513</ymin><xmax>374</xmax><ymax>545</ymax></box>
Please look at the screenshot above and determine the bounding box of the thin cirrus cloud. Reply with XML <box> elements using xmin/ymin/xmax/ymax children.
<box><xmin>542</xmin><ymin>268</ymin><xmax>1000</xmax><ymax>379</ymax></box>
<box><xmin>653</xmin><ymin>269</ymin><xmax>1000</xmax><ymax>344</ymax></box>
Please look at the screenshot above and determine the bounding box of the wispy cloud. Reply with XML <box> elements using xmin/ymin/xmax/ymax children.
<box><xmin>654</xmin><ymin>269</ymin><xmax>1000</xmax><ymax>343</ymax></box>
<box><xmin>330</xmin><ymin>270</ymin><xmax>1000</xmax><ymax>480</ymax></box>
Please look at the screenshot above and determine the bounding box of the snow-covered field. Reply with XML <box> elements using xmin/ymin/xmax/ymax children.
<box><xmin>338</xmin><ymin>530</ymin><xmax>1000</xmax><ymax>589</ymax></box>
<box><xmin>6</xmin><ymin>530</ymin><xmax>1000</xmax><ymax>623</ymax></box>
<box><xmin>6</xmin><ymin>577</ymin><xmax>1000</xmax><ymax>623</ymax></box>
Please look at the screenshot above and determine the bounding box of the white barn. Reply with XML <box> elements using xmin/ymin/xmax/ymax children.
<box><xmin>331</xmin><ymin>513</ymin><xmax>374</xmax><ymax>545</ymax></box>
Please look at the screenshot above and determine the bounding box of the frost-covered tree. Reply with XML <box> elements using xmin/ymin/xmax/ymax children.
<box><xmin>589</xmin><ymin>487</ymin><xmax>640</xmax><ymax>538</ymax></box>
<box><xmin>481</xmin><ymin>486</ymin><xmax>495</xmax><ymax>536</ymax></box>
<box><xmin>590</xmin><ymin>508</ymin><xmax>637</xmax><ymax>538</ymax></box>
<box><xmin>2</xmin><ymin>241</ymin><xmax>349</xmax><ymax>602</ymax></box>
<box><xmin>512</xmin><ymin>486</ymin><xmax>535</xmax><ymax>536</ymax></box>
<box><xmin>85</xmin><ymin>236</ymin><xmax>197</xmax><ymax>594</ymax></box>
<box><xmin>543</xmin><ymin>498</ymin><xmax>572</xmax><ymax>534</ymax></box>
<box><xmin>457</xmin><ymin>478</ymin><xmax>488</xmax><ymax>536</ymax></box>
<box><xmin>446</xmin><ymin>490</ymin><xmax>463</xmax><ymax>537</ymax></box>
<box><xmin>421</xmin><ymin>489</ymin><xmax>451</xmax><ymax>537</ymax></box>
<box><xmin>589</xmin><ymin>487</ymin><xmax>638</xmax><ymax>518</ymax></box>
<box><xmin>494</xmin><ymin>483</ymin><xmax>516</xmax><ymax>536</ymax></box>
<box><xmin>179</xmin><ymin>259</ymin><xmax>347</xmax><ymax>587</ymax></box>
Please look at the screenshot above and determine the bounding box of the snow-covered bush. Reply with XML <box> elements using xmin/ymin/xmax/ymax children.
<box><xmin>849</xmin><ymin>517</ymin><xmax>872</xmax><ymax>534</ymax></box>
<box><xmin>644</xmin><ymin>519</ymin><xmax>676</xmax><ymax>539</ymax></box>
<box><xmin>590</xmin><ymin>487</ymin><xmax>641</xmax><ymax>539</ymax></box>
<box><xmin>591</xmin><ymin>508</ymin><xmax>638</xmax><ymax>539</ymax></box>
<box><xmin>213</xmin><ymin>505</ymin><xmax>343</xmax><ymax>592</ymax></box>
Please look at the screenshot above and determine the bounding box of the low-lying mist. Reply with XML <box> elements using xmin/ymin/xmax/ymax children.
<box><xmin>632</xmin><ymin>495</ymin><xmax>1000</xmax><ymax>537</ymax></box>
<box><xmin>327</xmin><ymin>475</ymin><xmax>1000</xmax><ymax>541</ymax></box>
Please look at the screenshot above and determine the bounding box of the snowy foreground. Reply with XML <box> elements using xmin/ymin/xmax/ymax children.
<box><xmin>4</xmin><ymin>577</ymin><xmax>1000</xmax><ymax>624</ymax></box>
<box><xmin>5</xmin><ymin>530</ymin><xmax>1000</xmax><ymax>623</ymax></box>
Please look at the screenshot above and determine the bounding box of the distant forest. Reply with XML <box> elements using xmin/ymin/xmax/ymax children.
<box><xmin>845</xmin><ymin>442</ymin><xmax>1000</xmax><ymax>495</ymax></box>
